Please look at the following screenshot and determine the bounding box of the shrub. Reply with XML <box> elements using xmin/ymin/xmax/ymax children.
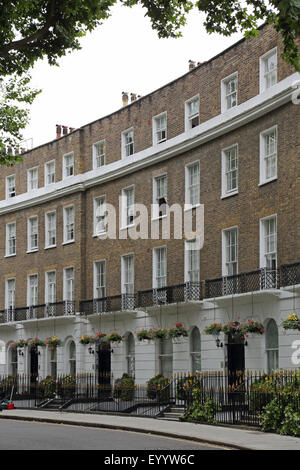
<box><xmin>260</xmin><ymin>397</ymin><xmax>284</xmax><ymax>433</ymax></box>
<box><xmin>113</xmin><ymin>373</ymin><xmax>135</xmax><ymax>401</ymax></box>
<box><xmin>147</xmin><ymin>374</ymin><xmax>170</xmax><ymax>402</ymax></box>
<box><xmin>182</xmin><ymin>388</ymin><xmax>219</xmax><ymax>424</ymax></box>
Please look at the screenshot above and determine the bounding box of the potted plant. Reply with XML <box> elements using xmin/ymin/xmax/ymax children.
<box><xmin>167</xmin><ymin>322</ymin><xmax>188</xmax><ymax>339</ymax></box>
<box><xmin>135</xmin><ymin>329</ymin><xmax>153</xmax><ymax>341</ymax></box>
<box><xmin>104</xmin><ymin>331</ymin><xmax>123</xmax><ymax>344</ymax></box>
<box><xmin>46</xmin><ymin>336</ymin><xmax>61</xmax><ymax>351</ymax></box>
<box><xmin>203</xmin><ymin>322</ymin><xmax>223</xmax><ymax>336</ymax></box>
<box><xmin>281</xmin><ymin>314</ymin><xmax>300</xmax><ymax>331</ymax></box>
<box><xmin>27</xmin><ymin>337</ymin><xmax>45</xmax><ymax>348</ymax></box>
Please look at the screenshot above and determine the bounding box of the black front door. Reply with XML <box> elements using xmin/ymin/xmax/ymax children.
<box><xmin>227</xmin><ymin>335</ymin><xmax>245</xmax><ymax>385</ymax></box>
<box><xmin>97</xmin><ymin>342</ymin><xmax>111</xmax><ymax>398</ymax></box>
<box><xmin>30</xmin><ymin>346</ymin><xmax>39</xmax><ymax>393</ymax></box>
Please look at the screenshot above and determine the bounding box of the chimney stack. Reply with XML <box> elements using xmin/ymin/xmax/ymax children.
<box><xmin>130</xmin><ymin>93</ymin><xmax>137</xmax><ymax>102</ymax></box>
<box><xmin>189</xmin><ymin>60</ymin><xmax>196</xmax><ymax>71</ymax></box>
<box><xmin>122</xmin><ymin>92</ymin><xmax>129</xmax><ymax>107</ymax></box>
<box><xmin>62</xmin><ymin>125</ymin><xmax>68</xmax><ymax>136</ymax></box>
<box><xmin>56</xmin><ymin>124</ymin><xmax>62</xmax><ymax>139</ymax></box>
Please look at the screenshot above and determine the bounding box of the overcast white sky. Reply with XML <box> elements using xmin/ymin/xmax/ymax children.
<box><xmin>23</xmin><ymin>3</ymin><xmax>243</xmax><ymax>148</ymax></box>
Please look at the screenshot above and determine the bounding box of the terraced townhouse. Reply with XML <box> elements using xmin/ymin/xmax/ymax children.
<box><xmin>0</xmin><ymin>23</ymin><xmax>299</xmax><ymax>385</ymax></box>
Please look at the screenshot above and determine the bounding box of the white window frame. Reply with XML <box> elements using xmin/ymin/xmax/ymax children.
<box><xmin>121</xmin><ymin>186</ymin><xmax>135</xmax><ymax>229</ymax></box>
<box><xmin>94</xmin><ymin>195</ymin><xmax>106</xmax><ymax>236</ymax></box>
<box><xmin>5</xmin><ymin>278</ymin><xmax>16</xmax><ymax>310</ymax></box>
<box><xmin>152</xmin><ymin>112</ymin><xmax>167</xmax><ymax>145</ymax></box>
<box><xmin>221</xmin><ymin>144</ymin><xmax>238</xmax><ymax>198</ymax></box>
<box><xmin>121</xmin><ymin>254</ymin><xmax>134</xmax><ymax>295</ymax></box>
<box><xmin>259</xmin><ymin>48</ymin><xmax>277</xmax><ymax>93</ymax></box>
<box><xmin>27</xmin><ymin>216</ymin><xmax>38</xmax><ymax>252</ymax></box>
<box><xmin>222</xmin><ymin>227</ymin><xmax>238</xmax><ymax>276</ymax></box>
<box><xmin>45</xmin><ymin>160</ymin><xmax>55</xmax><ymax>186</ymax></box>
<box><xmin>27</xmin><ymin>274</ymin><xmax>38</xmax><ymax>307</ymax></box>
<box><xmin>259</xmin><ymin>125</ymin><xmax>278</xmax><ymax>185</ymax></box>
<box><xmin>94</xmin><ymin>260</ymin><xmax>106</xmax><ymax>299</ymax></box>
<box><xmin>185</xmin><ymin>95</ymin><xmax>200</xmax><ymax>131</ymax></box>
<box><xmin>221</xmin><ymin>72</ymin><xmax>238</xmax><ymax>113</ymax></box>
<box><xmin>122</xmin><ymin>128</ymin><xmax>134</xmax><ymax>159</ymax></box>
<box><xmin>63</xmin><ymin>267</ymin><xmax>75</xmax><ymax>301</ymax></box>
<box><xmin>259</xmin><ymin>214</ymin><xmax>277</xmax><ymax>270</ymax></box>
<box><xmin>6</xmin><ymin>175</ymin><xmax>16</xmax><ymax>199</ymax></box>
<box><xmin>152</xmin><ymin>174</ymin><xmax>168</xmax><ymax>219</ymax></box>
<box><xmin>184</xmin><ymin>239</ymin><xmax>200</xmax><ymax>283</ymax></box>
<box><xmin>62</xmin><ymin>152</ymin><xmax>74</xmax><ymax>179</ymax></box>
<box><xmin>6</xmin><ymin>222</ymin><xmax>16</xmax><ymax>257</ymax></box>
<box><xmin>27</xmin><ymin>167</ymin><xmax>38</xmax><ymax>192</ymax></box>
<box><xmin>45</xmin><ymin>270</ymin><xmax>56</xmax><ymax>304</ymax></box>
<box><xmin>185</xmin><ymin>161</ymin><xmax>200</xmax><ymax>207</ymax></box>
<box><xmin>93</xmin><ymin>140</ymin><xmax>106</xmax><ymax>169</ymax></box>
<box><xmin>45</xmin><ymin>211</ymin><xmax>56</xmax><ymax>248</ymax></box>
<box><xmin>63</xmin><ymin>205</ymin><xmax>75</xmax><ymax>244</ymax></box>
<box><xmin>153</xmin><ymin>246</ymin><xmax>167</xmax><ymax>289</ymax></box>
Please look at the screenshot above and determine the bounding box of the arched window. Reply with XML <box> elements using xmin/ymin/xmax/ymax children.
<box><xmin>190</xmin><ymin>327</ymin><xmax>201</xmax><ymax>373</ymax></box>
<box><xmin>159</xmin><ymin>338</ymin><xmax>173</xmax><ymax>378</ymax></box>
<box><xmin>126</xmin><ymin>333</ymin><xmax>135</xmax><ymax>377</ymax></box>
<box><xmin>265</xmin><ymin>319</ymin><xmax>279</xmax><ymax>372</ymax></box>
<box><xmin>69</xmin><ymin>341</ymin><xmax>76</xmax><ymax>376</ymax></box>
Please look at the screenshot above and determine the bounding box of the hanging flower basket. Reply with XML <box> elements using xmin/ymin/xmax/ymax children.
<box><xmin>167</xmin><ymin>323</ymin><xmax>188</xmax><ymax>339</ymax></box>
<box><xmin>46</xmin><ymin>336</ymin><xmax>61</xmax><ymax>350</ymax></box>
<box><xmin>27</xmin><ymin>337</ymin><xmax>45</xmax><ymax>348</ymax></box>
<box><xmin>104</xmin><ymin>331</ymin><xmax>124</xmax><ymax>343</ymax></box>
<box><xmin>150</xmin><ymin>328</ymin><xmax>168</xmax><ymax>340</ymax></box>
<box><xmin>221</xmin><ymin>321</ymin><xmax>247</xmax><ymax>338</ymax></box>
<box><xmin>243</xmin><ymin>320</ymin><xmax>264</xmax><ymax>335</ymax></box>
<box><xmin>93</xmin><ymin>332</ymin><xmax>107</xmax><ymax>342</ymax></box>
<box><xmin>79</xmin><ymin>334</ymin><xmax>95</xmax><ymax>345</ymax></box>
<box><xmin>203</xmin><ymin>322</ymin><xmax>223</xmax><ymax>336</ymax></box>
<box><xmin>281</xmin><ymin>314</ymin><xmax>300</xmax><ymax>331</ymax></box>
<box><xmin>135</xmin><ymin>329</ymin><xmax>154</xmax><ymax>341</ymax></box>
<box><xmin>11</xmin><ymin>339</ymin><xmax>28</xmax><ymax>349</ymax></box>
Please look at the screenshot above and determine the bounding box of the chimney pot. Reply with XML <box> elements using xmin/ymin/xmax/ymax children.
<box><xmin>56</xmin><ymin>124</ymin><xmax>62</xmax><ymax>139</ymax></box>
<box><xmin>122</xmin><ymin>92</ymin><xmax>129</xmax><ymax>107</ymax></box>
<box><xmin>62</xmin><ymin>125</ymin><xmax>68</xmax><ymax>136</ymax></box>
<box><xmin>130</xmin><ymin>93</ymin><xmax>137</xmax><ymax>102</ymax></box>
<box><xmin>189</xmin><ymin>60</ymin><xmax>196</xmax><ymax>71</ymax></box>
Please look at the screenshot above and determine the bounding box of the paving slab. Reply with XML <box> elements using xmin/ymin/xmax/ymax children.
<box><xmin>1</xmin><ymin>408</ymin><xmax>300</xmax><ymax>450</ymax></box>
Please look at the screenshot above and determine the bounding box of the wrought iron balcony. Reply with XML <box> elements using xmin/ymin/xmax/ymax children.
<box><xmin>0</xmin><ymin>301</ymin><xmax>76</xmax><ymax>324</ymax></box>
<box><xmin>280</xmin><ymin>262</ymin><xmax>300</xmax><ymax>287</ymax></box>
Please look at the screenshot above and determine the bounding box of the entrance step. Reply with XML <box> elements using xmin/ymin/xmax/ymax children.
<box><xmin>158</xmin><ymin>406</ymin><xmax>185</xmax><ymax>421</ymax></box>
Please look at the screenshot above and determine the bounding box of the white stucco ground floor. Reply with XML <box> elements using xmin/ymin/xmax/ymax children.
<box><xmin>0</xmin><ymin>285</ymin><xmax>299</xmax><ymax>384</ymax></box>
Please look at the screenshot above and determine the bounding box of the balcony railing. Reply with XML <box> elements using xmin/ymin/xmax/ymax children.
<box><xmin>280</xmin><ymin>262</ymin><xmax>300</xmax><ymax>287</ymax></box>
<box><xmin>0</xmin><ymin>263</ymin><xmax>299</xmax><ymax>324</ymax></box>
<box><xmin>0</xmin><ymin>301</ymin><xmax>76</xmax><ymax>324</ymax></box>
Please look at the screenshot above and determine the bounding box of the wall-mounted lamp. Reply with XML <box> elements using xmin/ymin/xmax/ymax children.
<box><xmin>18</xmin><ymin>349</ymin><xmax>24</xmax><ymax>356</ymax></box>
<box><xmin>88</xmin><ymin>346</ymin><xmax>95</xmax><ymax>355</ymax></box>
<box><xmin>216</xmin><ymin>337</ymin><xmax>223</xmax><ymax>348</ymax></box>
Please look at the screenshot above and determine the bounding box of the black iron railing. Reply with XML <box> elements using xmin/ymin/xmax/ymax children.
<box><xmin>0</xmin><ymin>301</ymin><xmax>76</xmax><ymax>324</ymax></box>
<box><xmin>280</xmin><ymin>262</ymin><xmax>300</xmax><ymax>287</ymax></box>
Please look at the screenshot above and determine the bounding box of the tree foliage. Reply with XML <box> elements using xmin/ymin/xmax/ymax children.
<box><xmin>0</xmin><ymin>0</ymin><xmax>299</xmax><ymax>165</ymax></box>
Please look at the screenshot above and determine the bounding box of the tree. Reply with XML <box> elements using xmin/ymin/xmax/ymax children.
<box><xmin>0</xmin><ymin>0</ymin><xmax>299</xmax><ymax>165</ymax></box>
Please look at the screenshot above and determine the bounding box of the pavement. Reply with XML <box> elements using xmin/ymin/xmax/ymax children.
<box><xmin>1</xmin><ymin>408</ymin><xmax>300</xmax><ymax>450</ymax></box>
